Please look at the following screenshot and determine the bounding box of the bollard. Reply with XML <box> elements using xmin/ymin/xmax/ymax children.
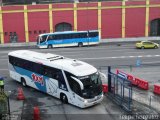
<box><xmin>102</xmin><ymin>84</ymin><xmax>108</xmax><ymax>93</ymax></box>
<box><xmin>153</xmin><ymin>84</ymin><xmax>160</xmax><ymax>95</ymax></box>
<box><xmin>17</xmin><ymin>88</ymin><xmax>25</xmax><ymax>100</ymax></box>
<box><xmin>33</xmin><ymin>106</ymin><xmax>40</xmax><ymax>120</ymax></box>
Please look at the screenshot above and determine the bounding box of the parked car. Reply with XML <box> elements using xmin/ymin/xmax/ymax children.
<box><xmin>136</xmin><ymin>41</ymin><xmax>159</xmax><ymax>49</ymax></box>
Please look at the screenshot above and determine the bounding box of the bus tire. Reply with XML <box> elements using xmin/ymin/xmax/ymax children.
<box><xmin>48</xmin><ymin>45</ymin><xmax>52</xmax><ymax>49</ymax></box>
<box><xmin>78</xmin><ymin>42</ymin><xmax>83</xmax><ymax>47</ymax></box>
<box><xmin>60</xmin><ymin>93</ymin><xmax>68</xmax><ymax>104</ymax></box>
<box><xmin>21</xmin><ymin>78</ymin><xmax>27</xmax><ymax>87</ymax></box>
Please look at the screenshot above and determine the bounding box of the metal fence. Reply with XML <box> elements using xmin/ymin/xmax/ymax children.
<box><xmin>98</xmin><ymin>63</ymin><xmax>160</xmax><ymax>113</ymax></box>
<box><xmin>132</xmin><ymin>92</ymin><xmax>160</xmax><ymax>112</ymax></box>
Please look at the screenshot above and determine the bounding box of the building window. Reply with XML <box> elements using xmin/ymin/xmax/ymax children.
<box><xmin>55</xmin><ymin>22</ymin><xmax>72</xmax><ymax>32</ymax></box>
<box><xmin>39</xmin><ymin>30</ymin><xmax>42</xmax><ymax>34</ymax></box>
<box><xmin>43</xmin><ymin>30</ymin><xmax>46</xmax><ymax>33</ymax></box>
<box><xmin>150</xmin><ymin>18</ymin><xmax>160</xmax><ymax>36</ymax></box>
<box><xmin>4</xmin><ymin>32</ymin><xmax>8</xmax><ymax>36</ymax></box>
<box><xmin>34</xmin><ymin>30</ymin><xmax>37</xmax><ymax>34</ymax></box>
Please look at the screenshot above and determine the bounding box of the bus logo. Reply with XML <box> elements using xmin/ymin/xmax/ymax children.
<box><xmin>32</xmin><ymin>73</ymin><xmax>44</xmax><ymax>86</ymax></box>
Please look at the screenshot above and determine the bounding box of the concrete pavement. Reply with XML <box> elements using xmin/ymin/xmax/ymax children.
<box><xmin>1</xmin><ymin>42</ymin><xmax>160</xmax><ymax>120</ymax></box>
<box><xmin>0</xmin><ymin>36</ymin><xmax>160</xmax><ymax>48</ymax></box>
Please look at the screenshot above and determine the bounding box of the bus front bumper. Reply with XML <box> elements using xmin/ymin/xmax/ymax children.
<box><xmin>37</xmin><ymin>45</ymin><xmax>48</xmax><ymax>49</ymax></box>
<box><xmin>81</xmin><ymin>94</ymin><xmax>104</xmax><ymax>108</ymax></box>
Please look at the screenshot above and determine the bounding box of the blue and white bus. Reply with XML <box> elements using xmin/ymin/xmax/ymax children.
<box><xmin>37</xmin><ymin>30</ymin><xmax>100</xmax><ymax>48</ymax></box>
<box><xmin>8</xmin><ymin>50</ymin><xmax>103</xmax><ymax>108</ymax></box>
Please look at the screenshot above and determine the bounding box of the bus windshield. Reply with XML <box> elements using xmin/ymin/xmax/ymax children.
<box><xmin>38</xmin><ymin>35</ymin><xmax>47</xmax><ymax>44</ymax></box>
<box><xmin>79</xmin><ymin>72</ymin><xmax>102</xmax><ymax>99</ymax></box>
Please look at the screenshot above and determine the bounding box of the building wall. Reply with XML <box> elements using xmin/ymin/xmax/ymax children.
<box><xmin>101</xmin><ymin>2</ymin><xmax>122</xmax><ymax>38</ymax></box>
<box><xmin>125</xmin><ymin>8</ymin><xmax>146</xmax><ymax>37</ymax></box>
<box><xmin>149</xmin><ymin>0</ymin><xmax>160</xmax><ymax>21</ymax></box>
<box><xmin>2</xmin><ymin>6</ymin><xmax>25</xmax><ymax>43</ymax></box>
<box><xmin>52</xmin><ymin>3</ymin><xmax>74</xmax><ymax>32</ymax></box>
<box><xmin>0</xmin><ymin>0</ymin><xmax>160</xmax><ymax>43</ymax></box>
<box><xmin>27</xmin><ymin>5</ymin><xmax>50</xmax><ymax>42</ymax></box>
<box><xmin>77</xmin><ymin>3</ymin><xmax>98</xmax><ymax>31</ymax></box>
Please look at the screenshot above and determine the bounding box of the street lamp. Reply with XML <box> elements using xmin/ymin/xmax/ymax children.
<box><xmin>87</xmin><ymin>2</ymin><xmax>89</xmax><ymax>46</ymax></box>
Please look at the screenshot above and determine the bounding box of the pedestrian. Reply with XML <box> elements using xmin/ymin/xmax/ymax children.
<box><xmin>0</xmin><ymin>76</ymin><xmax>4</xmax><ymax>92</ymax></box>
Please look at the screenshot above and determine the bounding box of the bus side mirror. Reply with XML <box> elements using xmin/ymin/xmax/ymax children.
<box><xmin>71</xmin><ymin>76</ymin><xmax>84</xmax><ymax>90</ymax></box>
<box><xmin>99</xmin><ymin>72</ymin><xmax>107</xmax><ymax>83</ymax></box>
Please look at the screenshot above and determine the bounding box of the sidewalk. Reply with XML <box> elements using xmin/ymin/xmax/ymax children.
<box><xmin>0</xmin><ymin>37</ymin><xmax>160</xmax><ymax>48</ymax></box>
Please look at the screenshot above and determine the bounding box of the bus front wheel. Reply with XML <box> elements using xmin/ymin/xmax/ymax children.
<box><xmin>48</xmin><ymin>45</ymin><xmax>52</xmax><ymax>49</ymax></box>
<box><xmin>21</xmin><ymin>78</ymin><xmax>27</xmax><ymax>87</ymax></box>
<box><xmin>60</xmin><ymin>93</ymin><xmax>68</xmax><ymax>104</ymax></box>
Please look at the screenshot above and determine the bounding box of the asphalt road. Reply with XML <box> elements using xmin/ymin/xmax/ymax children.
<box><xmin>1</xmin><ymin>44</ymin><xmax>160</xmax><ymax>120</ymax></box>
<box><xmin>1</xmin><ymin>44</ymin><xmax>160</xmax><ymax>68</ymax></box>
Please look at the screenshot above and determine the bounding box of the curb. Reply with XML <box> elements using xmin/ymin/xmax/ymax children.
<box><xmin>0</xmin><ymin>37</ymin><xmax>160</xmax><ymax>48</ymax></box>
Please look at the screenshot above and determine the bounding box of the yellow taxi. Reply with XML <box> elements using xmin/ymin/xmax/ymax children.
<box><xmin>136</xmin><ymin>41</ymin><xmax>159</xmax><ymax>49</ymax></box>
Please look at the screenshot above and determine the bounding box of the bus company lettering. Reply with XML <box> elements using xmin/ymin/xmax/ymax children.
<box><xmin>32</xmin><ymin>73</ymin><xmax>44</xmax><ymax>86</ymax></box>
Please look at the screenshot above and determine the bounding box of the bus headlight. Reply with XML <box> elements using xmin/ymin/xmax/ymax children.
<box><xmin>84</xmin><ymin>100</ymin><xmax>88</xmax><ymax>103</ymax></box>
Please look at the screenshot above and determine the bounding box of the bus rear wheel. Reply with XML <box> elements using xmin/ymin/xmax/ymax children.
<box><xmin>60</xmin><ymin>93</ymin><xmax>68</xmax><ymax>104</ymax></box>
<box><xmin>78</xmin><ymin>42</ymin><xmax>83</xmax><ymax>47</ymax></box>
<box><xmin>21</xmin><ymin>78</ymin><xmax>27</xmax><ymax>87</ymax></box>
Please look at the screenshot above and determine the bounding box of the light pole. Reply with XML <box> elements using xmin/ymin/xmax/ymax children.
<box><xmin>87</xmin><ymin>2</ymin><xmax>89</xmax><ymax>47</ymax></box>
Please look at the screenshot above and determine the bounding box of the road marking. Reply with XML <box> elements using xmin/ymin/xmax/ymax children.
<box><xmin>63</xmin><ymin>54</ymin><xmax>82</xmax><ymax>57</ymax></box>
<box><xmin>34</xmin><ymin>46</ymin><xmax>133</xmax><ymax>53</ymax></box>
<box><xmin>129</xmin><ymin>56</ymin><xmax>134</xmax><ymax>58</ymax></box>
<box><xmin>79</xmin><ymin>54</ymin><xmax>160</xmax><ymax>60</ymax></box>
<box><xmin>155</xmin><ymin>55</ymin><xmax>160</xmax><ymax>57</ymax></box>
<box><xmin>0</xmin><ymin>55</ymin><xmax>7</xmax><ymax>58</ymax></box>
<box><xmin>0</xmin><ymin>59</ymin><xmax>8</xmax><ymax>60</ymax></box>
<box><xmin>59</xmin><ymin>51</ymin><xmax>83</xmax><ymax>54</ymax></box>
<box><xmin>143</xmin><ymin>61</ymin><xmax>160</xmax><ymax>64</ymax></box>
<box><xmin>1</xmin><ymin>54</ymin><xmax>160</xmax><ymax>61</ymax></box>
<box><xmin>146</xmin><ymin>55</ymin><xmax>152</xmax><ymax>57</ymax></box>
<box><xmin>0</xmin><ymin>69</ymin><xmax>8</xmax><ymax>71</ymax></box>
<box><xmin>125</xmin><ymin>51</ymin><xmax>145</xmax><ymax>54</ymax></box>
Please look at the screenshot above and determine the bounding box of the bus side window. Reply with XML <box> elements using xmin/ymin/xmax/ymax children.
<box><xmin>41</xmin><ymin>35</ymin><xmax>47</xmax><ymax>43</ymax></box>
<box><xmin>89</xmin><ymin>32</ymin><xmax>98</xmax><ymax>37</ymax></box>
<box><xmin>9</xmin><ymin>56</ymin><xmax>14</xmax><ymax>65</ymax></box>
<box><xmin>64</xmin><ymin>71</ymin><xmax>81</xmax><ymax>95</ymax></box>
<box><xmin>47</xmin><ymin>35</ymin><xmax>54</xmax><ymax>41</ymax></box>
<box><xmin>33</xmin><ymin>63</ymin><xmax>43</xmax><ymax>75</ymax></box>
<box><xmin>73</xmin><ymin>33</ymin><xmax>79</xmax><ymax>38</ymax></box>
<box><xmin>53</xmin><ymin>71</ymin><xmax>64</xmax><ymax>82</ymax></box>
<box><xmin>55</xmin><ymin>35</ymin><xmax>59</xmax><ymax>40</ymax></box>
<box><xmin>23</xmin><ymin>60</ymin><xmax>33</xmax><ymax>71</ymax></box>
<box><xmin>68</xmin><ymin>34</ymin><xmax>72</xmax><ymax>39</ymax></box>
<box><xmin>43</xmin><ymin>66</ymin><xmax>52</xmax><ymax>77</ymax></box>
<box><xmin>42</xmin><ymin>66</ymin><xmax>64</xmax><ymax>82</ymax></box>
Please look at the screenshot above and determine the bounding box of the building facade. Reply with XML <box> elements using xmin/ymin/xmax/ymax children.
<box><xmin>0</xmin><ymin>0</ymin><xmax>160</xmax><ymax>43</ymax></box>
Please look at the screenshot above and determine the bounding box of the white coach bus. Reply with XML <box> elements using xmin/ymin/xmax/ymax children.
<box><xmin>8</xmin><ymin>50</ymin><xmax>103</xmax><ymax>108</ymax></box>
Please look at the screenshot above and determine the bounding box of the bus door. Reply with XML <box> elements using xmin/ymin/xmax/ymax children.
<box><xmin>69</xmin><ymin>76</ymin><xmax>84</xmax><ymax>103</ymax></box>
<box><xmin>38</xmin><ymin>35</ymin><xmax>48</xmax><ymax>45</ymax></box>
<box><xmin>42</xmin><ymin>67</ymin><xmax>59</xmax><ymax>97</ymax></box>
<box><xmin>46</xmin><ymin>77</ymin><xmax>59</xmax><ymax>97</ymax></box>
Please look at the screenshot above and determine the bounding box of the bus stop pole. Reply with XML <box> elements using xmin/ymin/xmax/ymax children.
<box><xmin>108</xmin><ymin>66</ymin><xmax>111</xmax><ymax>92</ymax></box>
